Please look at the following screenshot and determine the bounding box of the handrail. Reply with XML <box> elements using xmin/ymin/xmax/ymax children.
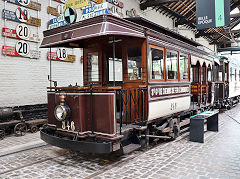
<box><xmin>47</xmin><ymin>86</ymin><xmax>90</xmax><ymax>90</ymax></box>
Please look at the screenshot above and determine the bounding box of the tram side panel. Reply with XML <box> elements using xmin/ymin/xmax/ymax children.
<box><xmin>147</xmin><ymin>85</ymin><xmax>191</xmax><ymax>122</ymax></box>
<box><xmin>229</xmin><ymin>63</ymin><xmax>240</xmax><ymax>99</ymax></box>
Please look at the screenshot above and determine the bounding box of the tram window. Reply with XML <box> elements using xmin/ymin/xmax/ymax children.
<box><xmin>202</xmin><ymin>66</ymin><xmax>207</xmax><ymax>82</ymax></box>
<box><xmin>235</xmin><ymin>69</ymin><xmax>237</xmax><ymax>81</ymax></box>
<box><xmin>108</xmin><ymin>58</ymin><xmax>123</xmax><ymax>81</ymax></box>
<box><xmin>127</xmin><ymin>46</ymin><xmax>142</xmax><ymax>80</ymax></box>
<box><xmin>179</xmin><ymin>54</ymin><xmax>189</xmax><ymax>80</ymax></box>
<box><xmin>150</xmin><ymin>48</ymin><xmax>164</xmax><ymax>80</ymax></box>
<box><xmin>87</xmin><ymin>52</ymin><xmax>99</xmax><ymax>81</ymax></box>
<box><xmin>239</xmin><ymin>70</ymin><xmax>240</xmax><ymax>81</ymax></box>
<box><xmin>207</xmin><ymin>68</ymin><xmax>212</xmax><ymax>82</ymax></box>
<box><xmin>193</xmin><ymin>67</ymin><xmax>199</xmax><ymax>82</ymax></box>
<box><xmin>166</xmin><ymin>50</ymin><xmax>178</xmax><ymax>80</ymax></box>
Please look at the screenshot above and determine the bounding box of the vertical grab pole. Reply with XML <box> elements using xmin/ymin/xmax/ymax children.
<box><xmin>50</xmin><ymin>47</ymin><xmax>52</xmax><ymax>91</ymax></box>
<box><xmin>90</xmin><ymin>84</ymin><xmax>94</xmax><ymax>134</ymax></box>
<box><xmin>112</xmin><ymin>36</ymin><xmax>116</xmax><ymax>86</ymax></box>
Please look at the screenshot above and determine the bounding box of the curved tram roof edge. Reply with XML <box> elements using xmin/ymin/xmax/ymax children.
<box><xmin>40</xmin><ymin>14</ymin><xmax>214</xmax><ymax>61</ymax></box>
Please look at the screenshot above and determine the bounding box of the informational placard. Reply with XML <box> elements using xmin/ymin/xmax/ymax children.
<box><xmin>80</xmin><ymin>2</ymin><xmax>109</xmax><ymax>21</ymax></box>
<box><xmin>47</xmin><ymin>6</ymin><xmax>61</xmax><ymax>16</ymax></box>
<box><xmin>2</xmin><ymin>8</ymin><xmax>41</xmax><ymax>27</ymax></box>
<box><xmin>64</xmin><ymin>0</ymin><xmax>89</xmax><ymax>11</ymax></box>
<box><xmin>106</xmin><ymin>0</ymin><xmax>124</xmax><ymax>8</ymax></box>
<box><xmin>47</xmin><ymin>49</ymin><xmax>76</xmax><ymax>62</ymax></box>
<box><xmin>126</xmin><ymin>8</ymin><xmax>137</xmax><ymax>17</ymax></box>
<box><xmin>4</xmin><ymin>0</ymin><xmax>41</xmax><ymax>11</ymax></box>
<box><xmin>2</xmin><ymin>41</ymin><xmax>41</xmax><ymax>59</ymax></box>
<box><xmin>196</xmin><ymin>0</ymin><xmax>230</xmax><ymax>30</ymax></box>
<box><xmin>2</xmin><ymin>24</ymin><xmax>40</xmax><ymax>42</ymax></box>
<box><xmin>48</xmin><ymin>15</ymin><xmax>67</xmax><ymax>29</ymax></box>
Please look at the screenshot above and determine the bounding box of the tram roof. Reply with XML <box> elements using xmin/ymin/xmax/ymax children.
<box><xmin>40</xmin><ymin>14</ymin><xmax>201</xmax><ymax>49</ymax></box>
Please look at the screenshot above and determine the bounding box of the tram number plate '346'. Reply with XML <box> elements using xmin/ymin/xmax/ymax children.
<box><xmin>62</xmin><ymin>121</ymin><xmax>75</xmax><ymax>131</ymax></box>
<box><xmin>170</xmin><ymin>102</ymin><xmax>177</xmax><ymax>111</ymax></box>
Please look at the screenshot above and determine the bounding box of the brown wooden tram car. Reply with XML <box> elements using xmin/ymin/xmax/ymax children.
<box><xmin>40</xmin><ymin>15</ymin><xmax>218</xmax><ymax>154</ymax></box>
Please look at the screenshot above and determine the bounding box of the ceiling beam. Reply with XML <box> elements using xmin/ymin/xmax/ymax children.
<box><xmin>196</xmin><ymin>29</ymin><xmax>240</xmax><ymax>38</ymax></box>
<box><xmin>230</xmin><ymin>13</ymin><xmax>240</xmax><ymax>18</ymax></box>
<box><xmin>140</xmin><ymin>0</ymin><xmax>180</xmax><ymax>10</ymax></box>
<box><xmin>175</xmin><ymin>19</ymin><xmax>195</xmax><ymax>26</ymax></box>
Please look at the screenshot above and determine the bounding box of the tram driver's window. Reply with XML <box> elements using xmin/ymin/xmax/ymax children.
<box><xmin>127</xmin><ymin>46</ymin><xmax>142</xmax><ymax>80</ymax></box>
<box><xmin>166</xmin><ymin>50</ymin><xmax>178</xmax><ymax>80</ymax></box>
<box><xmin>87</xmin><ymin>52</ymin><xmax>99</xmax><ymax>81</ymax></box>
<box><xmin>151</xmin><ymin>48</ymin><xmax>164</xmax><ymax>80</ymax></box>
<box><xmin>179</xmin><ymin>54</ymin><xmax>189</xmax><ymax>80</ymax></box>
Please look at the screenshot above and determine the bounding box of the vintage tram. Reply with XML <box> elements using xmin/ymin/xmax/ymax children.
<box><xmin>40</xmin><ymin>15</ymin><xmax>238</xmax><ymax>154</ymax></box>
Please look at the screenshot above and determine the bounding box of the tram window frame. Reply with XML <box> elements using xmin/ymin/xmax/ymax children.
<box><xmin>179</xmin><ymin>53</ymin><xmax>189</xmax><ymax>81</ymax></box>
<box><xmin>149</xmin><ymin>45</ymin><xmax>165</xmax><ymax>82</ymax></box>
<box><xmin>239</xmin><ymin>70</ymin><xmax>240</xmax><ymax>81</ymax></box>
<box><xmin>84</xmin><ymin>47</ymin><xmax>102</xmax><ymax>84</ymax></box>
<box><xmin>207</xmin><ymin>66</ymin><xmax>212</xmax><ymax>82</ymax></box>
<box><xmin>166</xmin><ymin>49</ymin><xmax>179</xmax><ymax>81</ymax></box>
<box><xmin>127</xmin><ymin>46</ymin><xmax>143</xmax><ymax>81</ymax></box>
<box><xmin>202</xmin><ymin>65</ymin><xmax>207</xmax><ymax>82</ymax></box>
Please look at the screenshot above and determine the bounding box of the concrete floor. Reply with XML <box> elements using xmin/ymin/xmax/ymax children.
<box><xmin>0</xmin><ymin>105</ymin><xmax>240</xmax><ymax>179</ymax></box>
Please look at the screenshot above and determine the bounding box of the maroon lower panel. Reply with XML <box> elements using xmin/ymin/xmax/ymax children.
<box><xmin>48</xmin><ymin>92</ymin><xmax>116</xmax><ymax>135</ymax></box>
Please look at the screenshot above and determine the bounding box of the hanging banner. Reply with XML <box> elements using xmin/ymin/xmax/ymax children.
<box><xmin>63</xmin><ymin>0</ymin><xmax>89</xmax><ymax>11</ymax></box>
<box><xmin>80</xmin><ymin>2</ymin><xmax>109</xmax><ymax>21</ymax></box>
<box><xmin>2</xmin><ymin>24</ymin><xmax>40</xmax><ymax>42</ymax></box>
<box><xmin>2</xmin><ymin>41</ymin><xmax>41</xmax><ymax>59</ymax></box>
<box><xmin>47</xmin><ymin>50</ymin><xmax>76</xmax><ymax>62</ymax></box>
<box><xmin>4</xmin><ymin>0</ymin><xmax>41</xmax><ymax>11</ymax></box>
<box><xmin>196</xmin><ymin>0</ymin><xmax>230</xmax><ymax>30</ymax></box>
<box><xmin>2</xmin><ymin>8</ymin><xmax>41</xmax><ymax>27</ymax></box>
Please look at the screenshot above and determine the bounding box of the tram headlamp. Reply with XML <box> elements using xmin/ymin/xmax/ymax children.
<box><xmin>54</xmin><ymin>104</ymin><xmax>70</xmax><ymax>121</ymax></box>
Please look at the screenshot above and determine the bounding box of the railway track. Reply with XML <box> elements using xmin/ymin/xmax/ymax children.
<box><xmin>0</xmin><ymin>112</ymin><xmax>226</xmax><ymax>178</ymax></box>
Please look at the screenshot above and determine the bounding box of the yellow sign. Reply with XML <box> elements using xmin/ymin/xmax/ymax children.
<box><xmin>92</xmin><ymin>0</ymin><xmax>103</xmax><ymax>4</ymax></box>
<box><xmin>64</xmin><ymin>0</ymin><xmax>89</xmax><ymax>11</ymax></box>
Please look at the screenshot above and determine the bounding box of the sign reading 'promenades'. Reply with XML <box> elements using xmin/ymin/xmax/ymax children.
<box><xmin>196</xmin><ymin>0</ymin><xmax>230</xmax><ymax>30</ymax></box>
<box><xmin>2</xmin><ymin>8</ymin><xmax>41</xmax><ymax>27</ymax></box>
<box><xmin>4</xmin><ymin>0</ymin><xmax>41</xmax><ymax>11</ymax></box>
<box><xmin>2</xmin><ymin>24</ymin><xmax>40</xmax><ymax>42</ymax></box>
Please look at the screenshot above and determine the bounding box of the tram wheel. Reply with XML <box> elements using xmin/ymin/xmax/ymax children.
<box><xmin>14</xmin><ymin>123</ymin><xmax>27</xmax><ymax>137</ymax></box>
<box><xmin>0</xmin><ymin>130</ymin><xmax>5</xmax><ymax>140</ymax></box>
<box><xmin>30</xmin><ymin>126</ymin><xmax>38</xmax><ymax>133</ymax></box>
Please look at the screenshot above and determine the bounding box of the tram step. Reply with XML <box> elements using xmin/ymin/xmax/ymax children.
<box><xmin>123</xmin><ymin>143</ymin><xmax>141</xmax><ymax>154</ymax></box>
